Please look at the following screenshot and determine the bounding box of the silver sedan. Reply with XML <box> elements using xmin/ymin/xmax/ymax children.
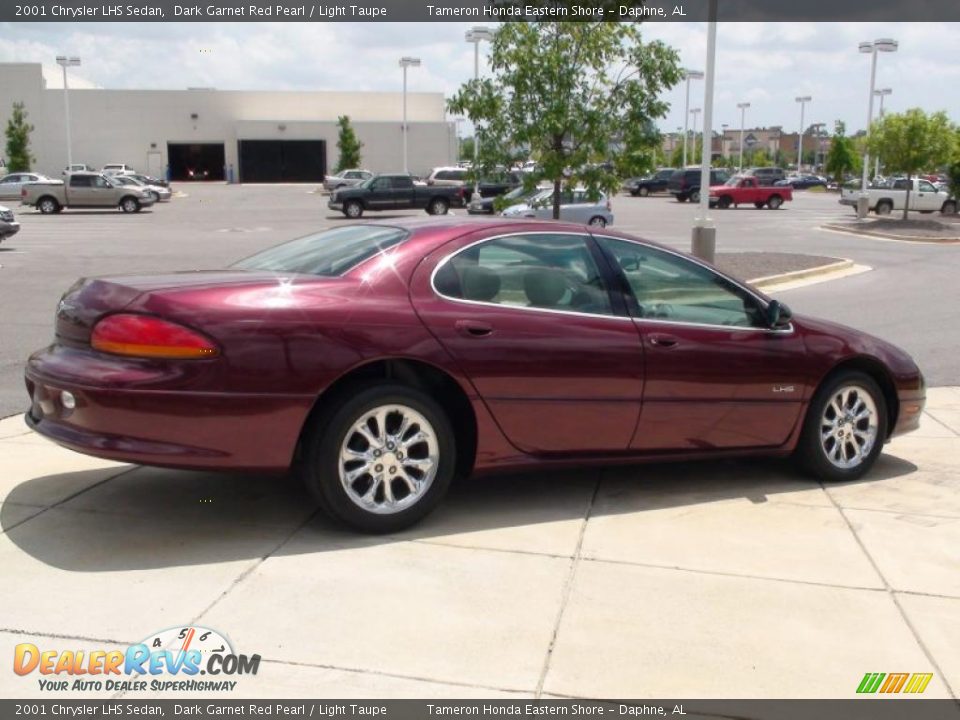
<box><xmin>110</xmin><ymin>175</ymin><xmax>172</xmax><ymax>202</ymax></box>
<box><xmin>0</xmin><ymin>172</ymin><xmax>50</xmax><ymax>200</ymax></box>
<box><xmin>500</xmin><ymin>188</ymin><xmax>614</xmax><ymax>227</ymax></box>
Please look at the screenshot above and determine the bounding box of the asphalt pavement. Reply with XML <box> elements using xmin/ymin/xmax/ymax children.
<box><xmin>0</xmin><ymin>185</ymin><xmax>956</xmax><ymax>417</ymax></box>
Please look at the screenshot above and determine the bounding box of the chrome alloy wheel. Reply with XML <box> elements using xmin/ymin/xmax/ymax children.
<box><xmin>338</xmin><ymin>404</ymin><xmax>439</xmax><ymax>514</ymax></box>
<box><xmin>819</xmin><ymin>385</ymin><xmax>879</xmax><ymax>470</ymax></box>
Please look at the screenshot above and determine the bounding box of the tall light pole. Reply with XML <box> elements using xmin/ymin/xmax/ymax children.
<box><xmin>795</xmin><ymin>95</ymin><xmax>811</xmax><ymax>173</ymax></box>
<box><xmin>56</xmin><ymin>55</ymin><xmax>81</xmax><ymax>169</ymax></box>
<box><xmin>399</xmin><ymin>56</ymin><xmax>421</xmax><ymax>175</ymax></box>
<box><xmin>737</xmin><ymin>101</ymin><xmax>750</xmax><ymax>172</ymax></box>
<box><xmin>873</xmin><ymin>87</ymin><xmax>892</xmax><ymax>178</ymax></box>
<box><xmin>858</xmin><ymin>38</ymin><xmax>898</xmax><ymax>218</ymax></box>
<box><xmin>691</xmin><ymin>2</ymin><xmax>717</xmax><ymax>263</ymax></box>
<box><xmin>690</xmin><ymin>108</ymin><xmax>702</xmax><ymax>163</ymax></box>
<box><xmin>682</xmin><ymin>69</ymin><xmax>704</xmax><ymax>167</ymax></box>
<box><xmin>465</xmin><ymin>26</ymin><xmax>493</xmax><ymax>201</ymax></box>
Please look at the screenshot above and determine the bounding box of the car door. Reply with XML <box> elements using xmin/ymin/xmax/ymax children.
<box><xmin>364</xmin><ymin>176</ymin><xmax>395</xmax><ymax>209</ymax></box>
<box><xmin>410</xmin><ymin>230</ymin><xmax>644</xmax><ymax>453</ymax></box>
<box><xmin>914</xmin><ymin>180</ymin><xmax>940</xmax><ymax>211</ymax></box>
<box><xmin>0</xmin><ymin>175</ymin><xmax>21</xmax><ymax>199</ymax></box>
<box><xmin>67</xmin><ymin>174</ymin><xmax>96</xmax><ymax>204</ymax></box>
<box><xmin>390</xmin><ymin>176</ymin><xmax>415</xmax><ymax>208</ymax></box>
<box><xmin>595</xmin><ymin>235</ymin><xmax>809</xmax><ymax>451</ymax></box>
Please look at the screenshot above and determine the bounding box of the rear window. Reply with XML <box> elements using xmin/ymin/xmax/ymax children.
<box><xmin>233</xmin><ymin>226</ymin><xmax>409</xmax><ymax>277</ymax></box>
<box><xmin>70</xmin><ymin>175</ymin><xmax>93</xmax><ymax>187</ymax></box>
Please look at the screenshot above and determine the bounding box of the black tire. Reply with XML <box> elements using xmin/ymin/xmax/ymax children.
<box><xmin>796</xmin><ymin>371</ymin><xmax>888</xmax><ymax>482</ymax></box>
<box><xmin>675</xmin><ymin>194</ymin><xmax>688</xmax><ymax>203</ymax></box>
<box><xmin>943</xmin><ymin>200</ymin><xmax>958</xmax><ymax>215</ymax></box>
<box><xmin>587</xmin><ymin>216</ymin><xmax>607</xmax><ymax>227</ymax></box>
<box><xmin>767</xmin><ymin>195</ymin><xmax>783</xmax><ymax>210</ymax></box>
<box><xmin>754</xmin><ymin>201</ymin><xmax>765</xmax><ymax>209</ymax></box>
<box><xmin>717</xmin><ymin>195</ymin><xmax>732</xmax><ymax>209</ymax></box>
<box><xmin>875</xmin><ymin>200</ymin><xmax>892</xmax><ymax>216</ymax></box>
<box><xmin>149</xmin><ymin>191</ymin><xmax>160</xmax><ymax>202</ymax></box>
<box><xmin>427</xmin><ymin>197</ymin><xmax>449</xmax><ymax>215</ymax></box>
<box><xmin>300</xmin><ymin>383</ymin><xmax>456</xmax><ymax>533</ymax></box>
<box><xmin>629</xmin><ymin>189</ymin><xmax>640</xmax><ymax>197</ymax></box>
<box><xmin>38</xmin><ymin>197</ymin><xmax>60</xmax><ymax>214</ymax></box>
<box><xmin>343</xmin><ymin>200</ymin><xmax>363</xmax><ymax>219</ymax></box>
<box><xmin>689</xmin><ymin>190</ymin><xmax>701</xmax><ymax>204</ymax></box>
<box><xmin>120</xmin><ymin>196</ymin><xmax>140</xmax><ymax>213</ymax></box>
<box><xmin>638</xmin><ymin>186</ymin><xmax>650</xmax><ymax>197</ymax></box>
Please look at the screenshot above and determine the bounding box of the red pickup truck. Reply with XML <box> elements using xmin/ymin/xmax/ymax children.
<box><xmin>709</xmin><ymin>175</ymin><xmax>792</xmax><ymax>209</ymax></box>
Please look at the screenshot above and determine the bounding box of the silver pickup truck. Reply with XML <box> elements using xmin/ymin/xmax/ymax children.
<box><xmin>20</xmin><ymin>172</ymin><xmax>156</xmax><ymax>214</ymax></box>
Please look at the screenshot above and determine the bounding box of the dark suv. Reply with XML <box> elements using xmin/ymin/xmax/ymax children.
<box><xmin>743</xmin><ymin>167</ymin><xmax>786</xmax><ymax>186</ymax></box>
<box><xmin>625</xmin><ymin>168</ymin><xmax>676</xmax><ymax>197</ymax></box>
<box><xmin>667</xmin><ymin>168</ymin><xmax>730</xmax><ymax>203</ymax></box>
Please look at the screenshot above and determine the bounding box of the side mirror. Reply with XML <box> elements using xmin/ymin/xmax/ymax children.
<box><xmin>766</xmin><ymin>300</ymin><xmax>792</xmax><ymax>328</ymax></box>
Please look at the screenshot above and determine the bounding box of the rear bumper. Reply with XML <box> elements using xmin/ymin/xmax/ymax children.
<box><xmin>25</xmin><ymin>346</ymin><xmax>314</xmax><ymax>471</ymax></box>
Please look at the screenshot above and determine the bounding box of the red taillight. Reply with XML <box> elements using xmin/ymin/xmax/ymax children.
<box><xmin>91</xmin><ymin>314</ymin><xmax>219</xmax><ymax>359</ymax></box>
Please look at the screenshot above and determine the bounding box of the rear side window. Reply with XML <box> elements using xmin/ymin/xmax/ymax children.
<box><xmin>70</xmin><ymin>175</ymin><xmax>92</xmax><ymax>187</ymax></box>
<box><xmin>391</xmin><ymin>176</ymin><xmax>414</xmax><ymax>189</ymax></box>
<box><xmin>433</xmin><ymin>233</ymin><xmax>612</xmax><ymax>316</ymax></box>
<box><xmin>233</xmin><ymin>226</ymin><xmax>408</xmax><ymax>277</ymax></box>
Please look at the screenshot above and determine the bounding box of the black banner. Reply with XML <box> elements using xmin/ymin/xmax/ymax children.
<box><xmin>3</xmin><ymin>0</ymin><xmax>960</xmax><ymax>22</ymax></box>
<box><xmin>2</xmin><ymin>700</ymin><xmax>960</xmax><ymax>719</ymax></box>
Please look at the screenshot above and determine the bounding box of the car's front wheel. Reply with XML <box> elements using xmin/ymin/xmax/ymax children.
<box><xmin>120</xmin><ymin>197</ymin><xmax>140</xmax><ymax>213</ymax></box>
<box><xmin>638</xmin><ymin>186</ymin><xmax>650</xmax><ymax>197</ymax></box>
<box><xmin>797</xmin><ymin>371</ymin><xmax>887</xmax><ymax>482</ymax></box>
<box><xmin>301</xmin><ymin>384</ymin><xmax>456</xmax><ymax>533</ymax></box>
<box><xmin>427</xmin><ymin>197</ymin><xmax>449</xmax><ymax>215</ymax></box>
<box><xmin>343</xmin><ymin>200</ymin><xmax>363</xmax><ymax>219</ymax></box>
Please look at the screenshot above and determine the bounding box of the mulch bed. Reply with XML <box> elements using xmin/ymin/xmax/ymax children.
<box><xmin>714</xmin><ymin>252</ymin><xmax>842</xmax><ymax>283</ymax></box>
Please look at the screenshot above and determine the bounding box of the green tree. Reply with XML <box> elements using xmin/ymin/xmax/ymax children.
<box><xmin>334</xmin><ymin>115</ymin><xmax>363</xmax><ymax>173</ymax></box>
<box><xmin>867</xmin><ymin>108</ymin><xmax>956</xmax><ymax>219</ymax></box>
<box><xmin>825</xmin><ymin>121</ymin><xmax>858</xmax><ymax>187</ymax></box>
<box><xmin>448</xmin><ymin>22</ymin><xmax>681</xmax><ymax>218</ymax></box>
<box><xmin>4</xmin><ymin>102</ymin><xmax>34</xmax><ymax>172</ymax></box>
<box><xmin>458</xmin><ymin>136</ymin><xmax>475</xmax><ymax>163</ymax></box>
<box><xmin>669</xmin><ymin>142</ymin><xmax>684</xmax><ymax>169</ymax></box>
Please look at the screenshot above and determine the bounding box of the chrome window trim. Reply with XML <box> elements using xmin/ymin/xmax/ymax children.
<box><xmin>428</xmin><ymin>230</ymin><xmax>631</xmax><ymax>323</ymax></box>
<box><xmin>591</xmin><ymin>233</ymin><xmax>795</xmax><ymax>335</ymax></box>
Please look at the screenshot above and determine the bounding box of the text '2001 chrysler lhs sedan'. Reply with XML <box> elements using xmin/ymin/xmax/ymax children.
<box><xmin>25</xmin><ymin>218</ymin><xmax>925</xmax><ymax>532</ymax></box>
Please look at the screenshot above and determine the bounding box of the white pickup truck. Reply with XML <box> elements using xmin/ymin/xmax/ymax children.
<box><xmin>840</xmin><ymin>177</ymin><xmax>957</xmax><ymax>215</ymax></box>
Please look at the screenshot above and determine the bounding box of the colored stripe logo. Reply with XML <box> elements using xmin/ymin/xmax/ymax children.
<box><xmin>857</xmin><ymin>672</ymin><xmax>933</xmax><ymax>694</ymax></box>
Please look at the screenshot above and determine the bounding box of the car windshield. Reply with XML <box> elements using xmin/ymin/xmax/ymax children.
<box><xmin>232</xmin><ymin>225</ymin><xmax>409</xmax><ymax>277</ymax></box>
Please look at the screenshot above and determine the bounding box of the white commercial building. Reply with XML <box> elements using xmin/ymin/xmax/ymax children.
<box><xmin>0</xmin><ymin>63</ymin><xmax>457</xmax><ymax>182</ymax></box>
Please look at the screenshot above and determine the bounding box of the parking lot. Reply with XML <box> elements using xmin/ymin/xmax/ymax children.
<box><xmin>1</xmin><ymin>185</ymin><xmax>958</xmax><ymax>699</ymax></box>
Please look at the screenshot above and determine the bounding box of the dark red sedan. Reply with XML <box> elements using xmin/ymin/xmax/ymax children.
<box><xmin>25</xmin><ymin>218</ymin><xmax>925</xmax><ymax>532</ymax></box>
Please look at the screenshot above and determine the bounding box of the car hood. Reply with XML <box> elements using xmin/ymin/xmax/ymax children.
<box><xmin>0</xmin><ymin>204</ymin><xmax>11</xmax><ymax>212</ymax></box>
<box><xmin>502</xmin><ymin>203</ymin><xmax>534</xmax><ymax>215</ymax></box>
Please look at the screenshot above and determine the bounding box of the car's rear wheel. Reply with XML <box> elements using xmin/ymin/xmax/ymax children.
<box><xmin>588</xmin><ymin>216</ymin><xmax>607</xmax><ymax>227</ymax></box>
<box><xmin>149</xmin><ymin>191</ymin><xmax>160</xmax><ymax>202</ymax></box>
<box><xmin>797</xmin><ymin>371</ymin><xmax>887</xmax><ymax>482</ymax></box>
<box><xmin>689</xmin><ymin>190</ymin><xmax>701</xmax><ymax>204</ymax></box>
<box><xmin>301</xmin><ymin>384</ymin><xmax>455</xmax><ymax>533</ymax></box>
<box><xmin>120</xmin><ymin>197</ymin><xmax>140</xmax><ymax>213</ymax></box>
<box><xmin>638</xmin><ymin>186</ymin><xmax>650</xmax><ymax>197</ymax></box>
<box><xmin>767</xmin><ymin>195</ymin><xmax>783</xmax><ymax>210</ymax></box>
<box><xmin>427</xmin><ymin>197</ymin><xmax>449</xmax><ymax>215</ymax></box>
<box><xmin>943</xmin><ymin>200</ymin><xmax>958</xmax><ymax>215</ymax></box>
<box><xmin>344</xmin><ymin>200</ymin><xmax>363</xmax><ymax>219</ymax></box>
<box><xmin>875</xmin><ymin>200</ymin><xmax>893</xmax><ymax>216</ymax></box>
<box><xmin>38</xmin><ymin>197</ymin><xmax>59</xmax><ymax>214</ymax></box>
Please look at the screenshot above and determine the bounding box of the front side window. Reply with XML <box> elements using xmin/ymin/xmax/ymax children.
<box><xmin>597</xmin><ymin>237</ymin><xmax>765</xmax><ymax>328</ymax></box>
<box><xmin>433</xmin><ymin>233</ymin><xmax>612</xmax><ymax>316</ymax></box>
<box><xmin>918</xmin><ymin>180</ymin><xmax>936</xmax><ymax>193</ymax></box>
<box><xmin>233</xmin><ymin>225</ymin><xmax>408</xmax><ymax>277</ymax></box>
<box><xmin>370</xmin><ymin>177</ymin><xmax>391</xmax><ymax>190</ymax></box>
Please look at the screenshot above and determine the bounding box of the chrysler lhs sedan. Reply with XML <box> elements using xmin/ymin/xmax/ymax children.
<box><xmin>25</xmin><ymin>218</ymin><xmax>925</xmax><ymax>532</ymax></box>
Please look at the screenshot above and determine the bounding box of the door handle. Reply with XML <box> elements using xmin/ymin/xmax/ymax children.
<box><xmin>455</xmin><ymin>320</ymin><xmax>493</xmax><ymax>338</ymax></box>
<box><xmin>649</xmin><ymin>333</ymin><xmax>678</xmax><ymax>348</ymax></box>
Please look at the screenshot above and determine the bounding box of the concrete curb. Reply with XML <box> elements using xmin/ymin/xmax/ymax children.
<box><xmin>821</xmin><ymin>223</ymin><xmax>960</xmax><ymax>244</ymax></box>
<box><xmin>748</xmin><ymin>258</ymin><xmax>854</xmax><ymax>289</ymax></box>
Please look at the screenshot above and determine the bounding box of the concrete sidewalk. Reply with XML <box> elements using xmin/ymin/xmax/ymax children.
<box><xmin>1</xmin><ymin>390</ymin><xmax>958</xmax><ymax>700</ymax></box>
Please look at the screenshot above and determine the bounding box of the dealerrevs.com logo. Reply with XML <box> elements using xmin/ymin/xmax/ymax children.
<box><xmin>856</xmin><ymin>672</ymin><xmax>933</xmax><ymax>694</ymax></box>
<box><xmin>14</xmin><ymin>626</ymin><xmax>260</xmax><ymax>693</ymax></box>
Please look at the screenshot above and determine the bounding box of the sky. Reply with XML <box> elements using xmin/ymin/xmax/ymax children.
<box><xmin>1</xmin><ymin>21</ymin><xmax>958</xmax><ymax>136</ymax></box>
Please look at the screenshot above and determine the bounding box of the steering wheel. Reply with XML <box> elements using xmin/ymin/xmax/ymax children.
<box><xmin>647</xmin><ymin>303</ymin><xmax>674</xmax><ymax>319</ymax></box>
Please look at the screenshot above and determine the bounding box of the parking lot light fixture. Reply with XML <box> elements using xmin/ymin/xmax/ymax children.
<box><xmin>795</xmin><ymin>96</ymin><xmax>811</xmax><ymax>173</ymax></box>
<box><xmin>399</xmin><ymin>56</ymin><xmax>421</xmax><ymax>175</ymax></box>
<box><xmin>465</xmin><ymin>27</ymin><xmax>493</xmax><ymax>201</ymax></box>
<box><xmin>55</xmin><ymin>55</ymin><xmax>81</xmax><ymax>168</ymax></box>
<box><xmin>873</xmin><ymin>88</ymin><xmax>892</xmax><ymax>178</ymax></box>
<box><xmin>682</xmin><ymin>69</ymin><xmax>704</xmax><ymax>167</ymax></box>
<box><xmin>858</xmin><ymin>38</ymin><xmax>898</xmax><ymax>218</ymax></box>
<box><xmin>736</xmin><ymin>102</ymin><xmax>750</xmax><ymax>172</ymax></box>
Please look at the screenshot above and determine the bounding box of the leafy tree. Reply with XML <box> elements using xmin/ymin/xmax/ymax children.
<box><xmin>867</xmin><ymin>108</ymin><xmax>956</xmax><ymax>219</ymax></box>
<box><xmin>4</xmin><ymin>102</ymin><xmax>34</xmax><ymax>172</ymax></box>
<box><xmin>669</xmin><ymin>142</ymin><xmax>684</xmax><ymax>169</ymax></box>
<box><xmin>334</xmin><ymin>115</ymin><xmax>363</xmax><ymax>173</ymax></box>
<box><xmin>448</xmin><ymin>22</ymin><xmax>681</xmax><ymax>218</ymax></box>
<box><xmin>825</xmin><ymin>121</ymin><xmax>858</xmax><ymax>186</ymax></box>
<box><xmin>747</xmin><ymin>147</ymin><xmax>772</xmax><ymax>168</ymax></box>
<box><xmin>458</xmin><ymin>136</ymin><xmax>475</xmax><ymax>163</ymax></box>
